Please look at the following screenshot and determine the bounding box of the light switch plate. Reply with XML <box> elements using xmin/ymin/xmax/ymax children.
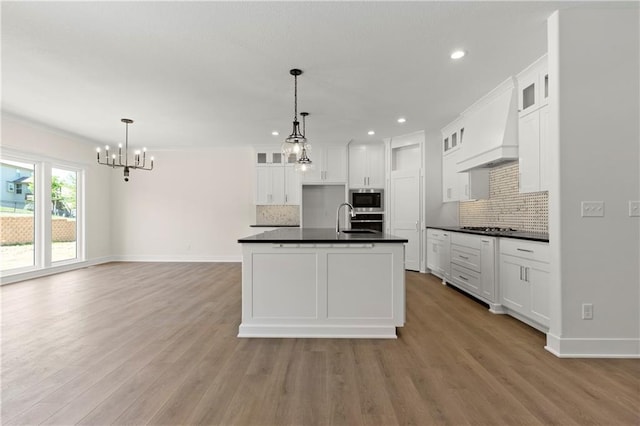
<box><xmin>630</xmin><ymin>201</ymin><xmax>640</xmax><ymax>217</ymax></box>
<box><xmin>581</xmin><ymin>201</ymin><xmax>604</xmax><ymax>217</ymax></box>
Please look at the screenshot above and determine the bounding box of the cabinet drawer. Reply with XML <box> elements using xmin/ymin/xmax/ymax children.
<box><xmin>451</xmin><ymin>264</ymin><xmax>481</xmax><ymax>293</ymax></box>
<box><xmin>451</xmin><ymin>245</ymin><xmax>481</xmax><ymax>272</ymax></box>
<box><xmin>500</xmin><ymin>238</ymin><xmax>549</xmax><ymax>263</ymax></box>
<box><xmin>451</xmin><ymin>232</ymin><xmax>482</xmax><ymax>250</ymax></box>
<box><xmin>427</xmin><ymin>228</ymin><xmax>450</xmax><ymax>242</ymax></box>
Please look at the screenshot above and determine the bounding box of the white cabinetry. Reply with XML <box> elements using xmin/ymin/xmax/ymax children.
<box><xmin>517</xmin><ymin>55</ymin><xmax>550</xmax><ymax>193</ymax></box>
<box><xmin>238</xmin><ymin>241</ymin><xmax>406</xmax><ymax>338</ymax></box>
<box><xmin>449</xmin><ymin>232</ymin><xmax>500</xmax><ymax>311</ymax></box>
<box><xmin>284</xmin><ymin>166</ymin><xmax>301</xmax><ymax>205</ymax></box>
<box><xmin>517</xmin><ymin>55</ymin><xmax>549</xmax><ymax>117</ymax></box>
<box><xmin>441</xmin><ymin>118</ymin><xmax>489</xmax><ymax>203</ymax></box>
<box><xmin>442</xmin><ymin>149</ymin><xmax>489</xmax><ymax>202</ymax></box>
<box><xmin>256</xmin><ymin>166</ymin><xmax>285</xmax><ymax>205</ymax></box>
<box><xmin>499</xmin><ymin>238</ymin><xmax>550</xmax><ymax>330</ymax></box>
<box><xmin>255</xmin><ymin>149</ymin><xmax>300</xmax><ymax>205</ymax></box>
<box><xmin>302</xmin><ymin>145</ymin><xmax>348</xmax><ymax>183</ymax></box>
<box><xmin>426</xmin><ymin>228</ymin><xmax>450</xmax><ymax>281</ymax></box>
<box><xmin>442</xmin><ymin>152</ymin><xmax>460</xmax><ymax>202</ymax></box>
<box><xmin>349</xmin><ymin>143</ymin><xmax>385</xmax><ymax>188</ymax></box>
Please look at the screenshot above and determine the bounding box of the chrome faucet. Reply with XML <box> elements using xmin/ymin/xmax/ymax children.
<box><xmin>336</xmin><ymin>202</ymin><xmax>356</xmax><ymax>233</ymax></box>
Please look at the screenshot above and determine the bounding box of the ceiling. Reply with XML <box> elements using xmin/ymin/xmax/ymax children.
<box><xmin>1</xmin><ymin>1</ymin><xmax>629</xmax><ymax>150</ymax></box>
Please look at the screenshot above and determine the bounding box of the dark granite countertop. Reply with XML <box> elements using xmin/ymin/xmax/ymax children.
<box><xmin>250</xmin><ymin>224</ymin><xmax>300</xmax><ymax>228</ymax></box>
<box><xmin>427</xmin><ymin>226</ymin><xmax>549</xmax><ymax>242</ymax></box>
<box><xmin>238</xmin><ymin>227</ymin><xmax>408</xmax><ymax>243</ymax></box>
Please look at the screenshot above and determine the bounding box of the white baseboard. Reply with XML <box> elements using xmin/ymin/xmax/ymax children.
<box><xmin>238</xmin><ymin>324</ymin><xmax>398</xmax><ymax>339</ymax></box>
<box><xmin>545</xmin><ymin>333</ymin><xmax>640</xmax><ymax>358</ymax></box>
<box><xmin>110</xmin><ymin>255</ymin><xmax>242</xmax><ymax>262</ymax></box>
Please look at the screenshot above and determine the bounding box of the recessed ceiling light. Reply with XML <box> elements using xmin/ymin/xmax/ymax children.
<box><xmin>368</xmin><ymin>130</ymin><xmax>375</xmax><ymax>135</ymax></box>
<box><xmin>271</xmin><ymin>131</ymin><xmax>279</xmax><ymax>136</ymax></box>
<box><xmin>450</xmin><ymin>50</ymin><xmax>466</xmax><ymax>60</ymax></box>
<box><xmin>397</xmin><ymin>118</ymin><xmax>406</xmax><ymax>124</ymax></box>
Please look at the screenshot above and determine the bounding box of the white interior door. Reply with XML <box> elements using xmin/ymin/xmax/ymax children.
<box><xmin>390</xmin><ymin>169</ymin><xmax>421</xmax><ymax>271</ymax></box>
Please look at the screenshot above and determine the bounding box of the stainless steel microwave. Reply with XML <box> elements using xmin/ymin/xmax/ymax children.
<box><xmin>349</xmin><ymin>189</ymin><xmax>384</xmax><ymax>212</ymax></box>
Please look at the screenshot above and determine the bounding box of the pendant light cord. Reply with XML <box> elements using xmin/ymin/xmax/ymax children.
<box><xmin>293</xmin><ymin>74</ymin><xmax>298</xmax><ymax>121</ymax></box>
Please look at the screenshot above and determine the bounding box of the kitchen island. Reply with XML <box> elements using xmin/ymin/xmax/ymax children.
<box><xmin>237</xmin><ymin>228</ymin><xmax>408</xmax><ymax>338</ymax></box>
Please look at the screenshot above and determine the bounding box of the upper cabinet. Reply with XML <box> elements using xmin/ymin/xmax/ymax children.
<box><xmin>302</xmin><ymin>145</ymin><xmax>348</xmax><ymax>184</ymax></box>
<box><xmin>441</xmin><ymin>118</ymin><xmax>489</xmax><ymax>203</ymax></box>
<box><xmin>255</xmin><ymin>148</ymin><xmax>300</xmax><ymax>205</ymax></box>
<box><xmin>349</xmin><ymin>142</ymin><xmax>385</xmax><ymax>188</ymax></box>
<box><xmin>442</xmin><ymin>117</ymin><xmax>464</xmax><ymax>156</ymax></box>
<box><xmin>517</xmin><ymin>55</ymin><xmax>549</xmax><ymax>117</ymax></box>
<box><xmin>517</xmin><ymin>55</ymin><xmax>550</xmax><ymax>193</ymax></box>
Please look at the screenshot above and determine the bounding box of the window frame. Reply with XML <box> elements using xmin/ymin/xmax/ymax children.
<box><xmin>0</xmin><ymin>149</ymin><xmax>86</xmax><ymax>277</ymax></box>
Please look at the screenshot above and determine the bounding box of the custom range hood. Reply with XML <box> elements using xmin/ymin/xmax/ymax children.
<box><xmin>457</xmin><ymin>77</ymin><xmax>519</xmax><ymax>172</ymax></box>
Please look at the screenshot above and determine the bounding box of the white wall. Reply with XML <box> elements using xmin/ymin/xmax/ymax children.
<box><xmin>1</xmin><ymin>113</ymin><xmax>113</xmax><ymax>279</ymax></box>
<box><xmin>110</xmin><ymin>147</ymin><xmax>255</xmax><ymax>262</ymax></box>
<box><xmin>546</xmin><ymin>9</ymin><xmax>640</xmax><ymax>357</ymax></box>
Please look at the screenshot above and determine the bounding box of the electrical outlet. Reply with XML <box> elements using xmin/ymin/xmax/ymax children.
<box><xmin>582</xmin><ymin>303</ymin><xmax>593</xmax><ymax>320</ymax></box>
<box><xmin>581</xmin><ymin>201</ymin><xmax>604</xmax><ymax>217</ymax></box>
<box><xmin>629</xmin><ymin>201</ymin><xmax>640</xmax><ymax>217</ymax></box>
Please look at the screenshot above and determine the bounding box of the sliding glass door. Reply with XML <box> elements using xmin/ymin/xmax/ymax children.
<box><xmin>0</xmin><ymin>159</ymin><xmax>36</xmax><ymax>272</ymax></box>
<box><xmin>1</xmin><ymin>152</ymin><xmax>84</xmax><ymax>277</ymax></box>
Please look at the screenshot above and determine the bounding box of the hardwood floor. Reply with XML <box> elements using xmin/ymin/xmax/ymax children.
<box><xmin>1</xmin><ymin>262</ymin><xmax>638</xmax><ymax>425</ymax></box>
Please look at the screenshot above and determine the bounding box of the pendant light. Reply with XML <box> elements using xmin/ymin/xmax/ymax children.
<box><xmin>295</xmin><ymin>112</ymin><xmax>313</xmax><ymax>173</ymax></box>
<box><xmin>281</xmin><ymin>68</ymin><xmax>308</xmax><ymax>158</ymax></box>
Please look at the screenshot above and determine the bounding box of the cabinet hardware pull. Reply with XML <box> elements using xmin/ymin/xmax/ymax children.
<box><xmin>481</xmin><ymin>239</ymin><xmax>490</xmax><ymax>243</ymax></box>
<box><xmin>525</xmin><ymin>267</ymin><xmax>529</xmax><ymax>282</ymax></box>
<box><xmin>459</xmin><ymin>255</ymin><xmax>469</xmax><ymax>259</ymax></box>
<box><xmin>520</xmin><ymin>266</ymin><xmax>523</xmax><ymax>280</ymax></box>
<box><xmin>458</xmin><ymin>275</ymin><xmax>468</xmax><ymax>281</ymax></box>
<box><xmin>443</xmin><ymin>233</ymin><xmax>448</xmax><ymax>236</ymax></box>
<box><xmin>517</xmin><ymin>248</ymin><xmax>534</xmax><ymax>253</ymax></box>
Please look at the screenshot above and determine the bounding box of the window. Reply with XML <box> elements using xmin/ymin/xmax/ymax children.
<box><xmin>1</xmin><ymin>152</ymin><xmax>84</xmax><ymax>276</ymax></box>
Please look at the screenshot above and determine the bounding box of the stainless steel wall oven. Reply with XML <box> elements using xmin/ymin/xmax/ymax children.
<box><xmin>350</xmin><ymin>213</ymin><xmax>384</xmax><ymax>232</ymax></box>
<box><xmin>349</xmin><ymin>188</ymin><xmax>384</xmax><ymax>212</ymax></box>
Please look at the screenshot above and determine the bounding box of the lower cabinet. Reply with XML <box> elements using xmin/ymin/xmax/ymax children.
<box><xmin>426</xmin><ymin>228</ymin><xmax>450</xmax><ymax>281</ymax></box>
<box><xmin>427</xmin><ymin>230</ymin><xmax>550</xmax><ymax>330</ymax></box>
<box><xmin>449</xmin><ymin>232</ymin><xmax>499</xmax><ymax>311</ymax></box>
<box><xmin>499</xmin><ymin>238</ymin><xmax>550</xmax><ymax>330</ymax></box>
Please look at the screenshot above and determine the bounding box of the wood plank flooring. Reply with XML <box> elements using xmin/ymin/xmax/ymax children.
<box><xmin>1</xmin><ymin>262</ymin><xmax>639</xmax><ymax>425</ymax></box>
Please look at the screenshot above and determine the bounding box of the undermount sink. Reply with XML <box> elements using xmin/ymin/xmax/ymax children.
<box><xmin>340</xmin><ymin>229</ymin><xmax>376</xmax><ymax>234</ymax></box>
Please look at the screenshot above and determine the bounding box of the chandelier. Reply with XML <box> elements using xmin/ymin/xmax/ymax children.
<box><xmin>96</xmin><ymin>118</ymin><xmax>154</xmax><ymax>182</ymax></box>
<box><xmin>282</xmin><ymin>68</ymin><xmax>312</xmax><ymax>161</ymax></box>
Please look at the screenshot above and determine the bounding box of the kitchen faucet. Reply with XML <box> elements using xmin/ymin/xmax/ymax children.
<box><xmin>336</xmin><ymin>202</ymin><xmax>356</xmax><ymax>233</ymax></box>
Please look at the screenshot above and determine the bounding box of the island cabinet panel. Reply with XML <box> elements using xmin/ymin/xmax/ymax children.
<box><xmin>327</xmin><ymin>253</ymin><xmax>393</xmax><ymax>319</ymax></box>
<box><xmin>252</xmin><ymin>253</ymin><xmax>317</xmax><ymax>318</ymax></box>
<box><xmin>238</xmin><ymin>241</ymin><xmax>405</xmax><ymax>338</ymax></box>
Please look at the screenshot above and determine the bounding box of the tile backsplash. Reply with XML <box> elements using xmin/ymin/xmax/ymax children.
<box><xmin>459</xmin><ymin>163</ymin><xmax>548</xmax><ymax>233</ymax></box>
<box><xmin>256</xmin><ymin>205</ymin><xmax>300</xmax><ymax>226</ymax></box>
